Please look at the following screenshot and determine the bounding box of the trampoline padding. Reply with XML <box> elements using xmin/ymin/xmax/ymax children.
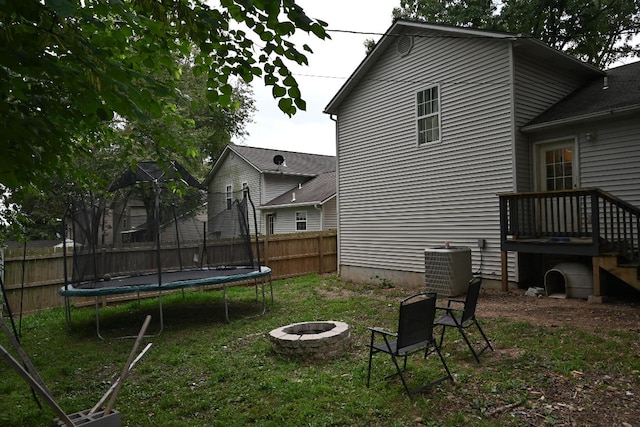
<box><xmin>59</xmin><ymin>267</ymin><xmax>272</xmax><ymax>297</ymax></box>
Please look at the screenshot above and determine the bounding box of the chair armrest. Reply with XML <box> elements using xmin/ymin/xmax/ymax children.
<box><xmin>368</xmin><ymin>327</ymin><xmax>397</xmax><ymax>337</ymax></box>
<box><xmin>436</xmin><ymin>305</ymin><xmax>462</xmax><ymax>314</ymax></box>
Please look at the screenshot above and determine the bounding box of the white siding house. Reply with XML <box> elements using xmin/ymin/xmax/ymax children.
<box><xmin>205</xmin><ymin>145</ymin><xmax>336</xmax><ymax>235</ymax></box>
<box><xmin>324</xmin><ymin>20</ymin><xmax>608</xmax><ymax>288</ymax></box>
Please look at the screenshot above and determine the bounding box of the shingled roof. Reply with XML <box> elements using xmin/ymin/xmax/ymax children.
<box><xmin>263</xmin><ymin>171</ymin><xmax>336</xmax><ymax>207</ymax></box>
<box><xmin>227</xmin><ymin>145</ymin><xmax>335</xmax><ymax>176</ymax></box>
<box><xmin>524</xmin><ymin>61</ymin><xmax>640</xmax><ymax>131</ymax></box>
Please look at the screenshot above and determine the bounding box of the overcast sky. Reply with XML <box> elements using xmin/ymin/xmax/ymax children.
<box><xmin>231</xmin><ymin>0</ymin><xmax>400</xmax><ymax>156</ymax></box>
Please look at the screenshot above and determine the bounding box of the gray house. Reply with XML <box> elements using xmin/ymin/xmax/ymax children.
<box><xmin>324</xmin><ymin>20</ymin><xmax>640</xmax><ymax>297</ymax></box>
<box><xmin>205</xmin><ymin>145</ymin><xmax>336</xmax><ymax>235</ymax></box>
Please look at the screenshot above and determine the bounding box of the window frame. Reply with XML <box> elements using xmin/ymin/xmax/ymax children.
<box><xmin>226</xmin><ymin>184</ymin><xmax>233</xmax><ymax>210</ymax></box>
<box><xmin>266</xmin><ymin>213</ymin><xmax>275</xmax><ymax>235</ymax></box>
<box><xmin>295</xmin><ymin>210</ymin><xmax>307</xmax><ymax>231</ymax></box>
<box><xmin>416</xmin><ymin>85</ymin><xmax>441</xmax><ymax>145</ymax></box>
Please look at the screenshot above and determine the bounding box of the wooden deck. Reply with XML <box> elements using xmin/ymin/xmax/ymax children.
<box><xmin>499</xmin><ymin>188</ymin><xmax>640</xmax><ymax>294</ymax></box>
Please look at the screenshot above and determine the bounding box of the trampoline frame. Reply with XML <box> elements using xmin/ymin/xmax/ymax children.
<box><xmin>60</xmin><ymin>266</ymin><xmax>272</xmax><ymax>339</ymax></box>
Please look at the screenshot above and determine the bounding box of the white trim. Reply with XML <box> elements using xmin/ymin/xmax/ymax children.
<box><xmin>416</xmin><ymin>84</ymin><xmax>441</xmax><ymax>145</ymax></box>
<box><xmin>521</xmin><ymin>105</ymin><xmax>640</xmax><ymax>132</ymax></box>
<box><xmin>533</xmin><ymin>137</ymin><xmax>580</xmax><ymax>191</ymax></box>
<box><xmin>295</xmin><ymin>210</ymin><xmax>307</xmax><ymax>231</ymax></box>
<box><xmin>226</xmin><ymin>184</ymin><xmax>233</xmax><ymax>210</ymax></box>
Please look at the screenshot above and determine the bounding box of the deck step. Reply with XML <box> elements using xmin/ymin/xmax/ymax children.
<box><xmin>597</xmin><ymin>255</ymin><xmax>640</xmax><ymax>292</ymax></box>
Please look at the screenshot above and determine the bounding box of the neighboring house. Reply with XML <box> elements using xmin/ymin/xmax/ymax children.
<box><xmin>324</xmin><ymin>19</ymin><xmax>640</xmax><ymax>296</ymax></box>
<box><xmin>109</xmin><ymin>161</ymin><xmax>207</xmax><ymax>245</ymax></box>
<box><xmin>205</xmin><ymin>145</ymin><xmax>336</xmax><ymax>235</ymax></box>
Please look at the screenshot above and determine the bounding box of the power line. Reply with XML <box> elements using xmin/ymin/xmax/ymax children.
<box><xmin>326</xmin><ymin>27</ymin><xmax>640</xmax><ymax>39</ymax></box>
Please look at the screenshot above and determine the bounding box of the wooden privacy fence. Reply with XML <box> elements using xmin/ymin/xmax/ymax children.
<box><xmin>1</xmin><ymin>230</ymin><xmax>337</xmax><ymax>315</ymax></box>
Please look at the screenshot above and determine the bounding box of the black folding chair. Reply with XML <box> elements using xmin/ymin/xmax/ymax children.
<box><xmin>435</xmin><ymin>277</ymin><xmax>493</xmax><ymax>362</ymax></box>
<box><xmin>366</xmin><ymin>292</ymin><xmax>453</xmax><ymax>398</ymax></box>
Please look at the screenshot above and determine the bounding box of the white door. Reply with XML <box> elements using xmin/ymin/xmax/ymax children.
<box><xmin>536</xmin><ymin>141</ymin><xmax>577</xmax><ymax>192</ymax></box>
<box><xmin>536</xmin><ymin>141</ymin><xmax>579</xmax><ymax>233</ymax></box>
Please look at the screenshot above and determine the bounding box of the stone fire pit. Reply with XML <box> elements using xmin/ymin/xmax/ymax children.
<box><xmin>269</xmin><ymin>321</ymin><xmax>350</xmax><ymax>360</ymax></box>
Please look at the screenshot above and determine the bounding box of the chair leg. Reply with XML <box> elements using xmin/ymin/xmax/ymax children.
<box><xmin>438</xmin><ymin>323</ymin><xmax>447</xmax><ymax>348</ymax></box>
<box><xmin>474</xmin><ymin>320</ymin><xmax>494</xmax><ymax>353</ymax></box>
<box><xmin>434</xmin><ymin>343</ymin><xmax>454</xmax><ymax>383</ymax></box>
<box><xmin>457</xmin><ymin>326</ymin><xmax>482</xmax><ymax>363</ymax></box>
<box><xmin>366</xmin><ymin>334</ymin><xmax>375</xmax><ymax>387</ymax></box>
<box><xmin>389</xmin><ymin>353</ymin><xmax>411</xmax><ymax>397</ymax></box>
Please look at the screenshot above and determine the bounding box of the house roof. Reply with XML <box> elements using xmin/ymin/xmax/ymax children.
<box><xmin>263</xmin><ymin>171</ymin><xmax>336</xmax><ymax>208</ymax></box>
<box><xmin>205</xmin><ymin>144</ymin><xmax>335</xmax><ymax>184</ymax></box>
<box><xmin>109</xmin><ymin>160</ymin><xmax>205</xmax><ymax>191</ymax></box>
<box><xmin>523</xmin><ymin>61</ymin><xmax>640</xmax><ymax>131</ymax></box>
<box><xmin>324</xmin><ymin>20</ymin><xmax>602</xmax><ymax>115</ymax></box>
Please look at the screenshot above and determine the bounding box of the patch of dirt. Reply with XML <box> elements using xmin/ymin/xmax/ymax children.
<box><xmin>477</xmin><ymin>288</ymin><xmax>640</xmax><ymax>333</ymax></box>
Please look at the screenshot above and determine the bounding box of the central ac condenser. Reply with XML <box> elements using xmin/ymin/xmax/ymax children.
<box><xmin>424</xmin><ymin>246</ymin><xmax>472</xmax><ymax>296</ymax></box>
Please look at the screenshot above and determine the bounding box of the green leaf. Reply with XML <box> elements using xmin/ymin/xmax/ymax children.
<box><xmin>96</xmin><ymin>107</ymin><xmax>114</xmax><ymax>121</ymax></box>
<box><xmin>283</xmin><ymin>74</ymin><xmax>296</xmax><ymax>87</ymax></box>
<box><xmin>272</xmin><ymin>85</ymin><xmax>286</xmax><ymax>98</ymax></box>
<box><xmin>294</xmin><ymin>97</ymin><xmax>306</xmax><ymax>111</ymax></box>
<box><xmin>49</xmin><ymin>0</ymin><xmax>77</xmax><ymax>18</ymax></box>
<box><xmin>278</xmin><ymin>97</ymin><xmax>295</xmax><ymax>116</ymax></box>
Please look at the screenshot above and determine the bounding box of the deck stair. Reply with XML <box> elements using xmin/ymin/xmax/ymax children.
<box><xmin>596</xmin><ymin>255</ymin><xmax>640</xmax><ymax>293</ymax></box>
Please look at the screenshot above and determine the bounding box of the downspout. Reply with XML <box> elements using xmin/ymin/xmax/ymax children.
<box><xmin>505</xmin><ymin>40</ymin><xmax>516</xmax><ymax>291</ymax></box>
<box><xmin>314</xmin><ymin>204</ymin><xmax>323</xmax><ymax>230</ymax></box>
<box><xmin>330</xmin><ymin>113</ymin><xmax>340</xmax><ymax>276</ymax></box>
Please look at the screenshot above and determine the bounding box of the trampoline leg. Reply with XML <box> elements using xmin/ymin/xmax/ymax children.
<box><xmin>157</xmin><ymin>291</ymin><xmax>164</xmax><ymax>336</ymax></box>
<box><xmin>64</xmin><ymin>296</ymin><xmax>71</xmax><ymax>331</ymax></box>
<box><xmin>223</xmin><ymin>285</ymin><xmax>230</xmax><ymax>323</ymax></box>
<box><xmin>260</xmin><ymin>276</ymin><xmax>266</xmax><ymax>316</ymax></box>
<box><xmin>95</xmin><ymin>297</ymin><xmax>105</xmax><ymax>340</ymax></box>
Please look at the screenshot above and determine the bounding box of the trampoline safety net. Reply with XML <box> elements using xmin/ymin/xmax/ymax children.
<box><xmin>65</xmin><ymin>188</ymin><xmax>259</xmax><ymax>288</ymax></box>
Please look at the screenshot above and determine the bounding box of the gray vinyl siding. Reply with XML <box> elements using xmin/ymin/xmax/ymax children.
<box><xmin>263</xmin><ymin>174</ymin><xmax>308</xmax><ymax>203</ymax></box>
<box><xmin>581</xmin><ymin>118</ymin><xmax>640</xmax><ymax>206</ymax></box>
<box><xmin>160</xmin><ymin>210</ymin><xmax>207</xmax><ymax>244</ymax></box>
<box><xmin>513</xmin><ymin>54</ymin><xmax>586</xmax><ymax>192</ymax></box>
<box><xmin>270</xmin><ymin>207</ymin><xmax>322</xmax><ymax>234</ymax></box>
<box><xmin>337</xmin><ymin>31</ymin><xmax>515</xmax><ymax>281</ymax></box>
<box><xmin>207</xmin><ymin>153</ymin><xmax>262</xmax><ymax>234</ymax></box>
<box><xmin>530</xmin><ymin>117</ymin><xmax>640</xmax><ymax>208</ymax></box>
<box><xmin>322</xmin><ymin>197</ymin><xmax>337</xmax><ymax>230</ymax></box>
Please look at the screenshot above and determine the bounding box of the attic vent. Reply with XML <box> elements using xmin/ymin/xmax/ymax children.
<box><xmin>397</xmin><ymin>35</ymin><xmax>413</xmax><ymax>57</ymax></box>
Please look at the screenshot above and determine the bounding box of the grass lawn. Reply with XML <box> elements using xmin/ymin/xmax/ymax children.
<box><xmin>1</xmin><ymin>274</ymin><xmax>639</xmax><ymax>426</ymax></box>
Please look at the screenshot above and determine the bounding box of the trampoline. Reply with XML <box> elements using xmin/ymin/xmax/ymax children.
<box><xmin>60</xmin><ymin>266</ymin><xmax>272</xmax><ymax>337</ymax></box>
<box><xmin>59</xmin><ymin>161</ymin><xmax>272</xmax><ymax>338</ymax></box>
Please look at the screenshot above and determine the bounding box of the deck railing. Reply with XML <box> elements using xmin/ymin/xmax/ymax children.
<box><xmin>499</xmin><ymin>188</ymin><xmax>640</xmax><ymax>262</ymax></box>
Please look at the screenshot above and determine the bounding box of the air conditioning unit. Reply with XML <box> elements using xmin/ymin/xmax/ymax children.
<box><xmin>425</xmin><ymin>246</ymin><xmax>472</xmax><ymax>296</ymax></box>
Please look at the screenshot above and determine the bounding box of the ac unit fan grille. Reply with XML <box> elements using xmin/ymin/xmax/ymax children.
<box><xmin>424</xmin><ymin>248</ymin><xmax>472</xmax><ymax>296</ymax></box>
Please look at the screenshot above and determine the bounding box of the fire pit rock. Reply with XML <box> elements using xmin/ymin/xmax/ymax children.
<box><xmin>268</xmin><ymin>321</ymin><xmax>350</xmax><ymax>360</ymax></box>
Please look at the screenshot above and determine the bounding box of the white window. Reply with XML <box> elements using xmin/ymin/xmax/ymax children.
<box><xmin>242</xmin><ymin>182</ymin><xmax>249</xmax><ymax>199</ymax></box>
<box><xmin>295</xmin><ymin>211</ymin><xmax>307</xmax><ymax>231</ymax></box>
<box><xmin>267</xmin><ymin>214</ymin><xmax>275</xmax><ymax>235</ymax></box>
<box><xmin>226</xmin><ymin>185</ymin><xmax>232</xmax><ymax>210</ymax></box>
<box><xmin>417</xmin><ymin>86</ymin><xmax>440</xmax><ymax>144</ymax></box>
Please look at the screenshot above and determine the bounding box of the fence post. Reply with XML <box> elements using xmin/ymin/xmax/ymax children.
<box><xmin>263</xmin><ymin>233</ymin><xmax>269</xmax><ymax>268</ymax></box>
